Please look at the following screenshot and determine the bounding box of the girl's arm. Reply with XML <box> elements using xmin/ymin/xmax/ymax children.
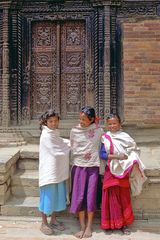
<box><xmin>108</xmin><ymin>153</ymin><xmax>128</xmax><ymax>160</ymax></box>
<box><xmin>99</xmin><ymin>143</ymin><xmax>108</xmax><ymax>160</ymax></box>
<box><xmin>99</xmin><ymin>143</ymin><xmax>128</xmax><ymax>161</ymax></box>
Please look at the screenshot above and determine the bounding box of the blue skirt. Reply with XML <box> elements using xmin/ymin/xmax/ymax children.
<box><xmin>39</xmin><ymin>181</ymin><xmax>66</xmax><ymax>215</ymax></box>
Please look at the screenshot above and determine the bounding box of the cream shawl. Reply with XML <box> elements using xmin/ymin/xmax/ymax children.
<box><xmin>102</xmin><ymin>130</ymin><xmax>147</xmax><ymax>196</ymax></box>
<box><xmin>70</xmin><ymin>123</ymin><xmax>104</xmax><ymax>167</ymax></box>
<box><xmin>39</xmin><ymin>126</ymin><xmax>70</xmax><ymax>187</ymax></box>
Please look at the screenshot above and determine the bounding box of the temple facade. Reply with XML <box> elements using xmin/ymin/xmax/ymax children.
<box><xmin>0</xmin><ymin>0</ymin><xmax>160</xmax><ymax>141</ymax></box>
<box><xmin>0</xmin><ymin>0</ymin><xmax>160</xmax><ymax>218</ymax></box>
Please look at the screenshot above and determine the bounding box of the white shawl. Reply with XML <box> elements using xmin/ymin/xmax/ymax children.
<box><xmin>39</xmin><ymin>126</ymin><xmax>70</xmax><ymax>187</ymax></box>
<box><xmin>70</xmin><ymin>123</ymin><xmax>104</xmax><ymax>167</ymax></box>
<box><xmin>102</xmin><ymin>130</ymin><xmax>147</xmax><ymax>196</ymax></box>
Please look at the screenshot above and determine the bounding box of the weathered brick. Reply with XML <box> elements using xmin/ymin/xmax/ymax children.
<box><xmin>122</xmin><ymin>20</ymin><xmax>160</xmax><ymax>126</ymax></box>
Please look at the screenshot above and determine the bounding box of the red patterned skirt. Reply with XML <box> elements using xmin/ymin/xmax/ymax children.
<box><xmin>101</xmin><ymin>166</ymin><xmax>134</xmax><ymax>229</ymax></box>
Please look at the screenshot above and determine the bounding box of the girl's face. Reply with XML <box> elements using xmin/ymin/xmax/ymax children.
<box><xmin>79</xmin><ymin>113</ymin><xmax>93</xmax><ymax>128</ymax></box>
<box><xmin>106</xmin><ymin>117</ymin><xmax>121</xmax><ymax>133</ymax></box>
<box><xmin>46</xmin><ymin>116</ymin><xmax>59</xmax><ymax>130</ymax></box>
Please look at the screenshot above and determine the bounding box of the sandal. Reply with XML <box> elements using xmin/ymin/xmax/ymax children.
<box><xmin>121</xmin><ymin>226</ymin><xmax>131</xmax><ymax>235</ymax></box>
<box><xmin>40</xmin><ymin>222</ymin><xmax>54</xmax><ymax>235</ymax></box>
<box><xmin>49</xmin><ymin>221</ymin><xmax>65</xmax><ymax>231</ymax></box>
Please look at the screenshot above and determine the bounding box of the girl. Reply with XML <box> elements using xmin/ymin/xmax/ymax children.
<box><xmin>100</xmin><ymin>114</ymin><xmax>147</xmax><ymax>234</ymax></box>
<box><xmin>39</xmin><ymin>110</ymin><xmax>70</xmax><ymax>235</ymax></box>
<box><xmin>70</xmin><ymin>106</ymin><xmax>104</xmax><ymax>238</ymax></box>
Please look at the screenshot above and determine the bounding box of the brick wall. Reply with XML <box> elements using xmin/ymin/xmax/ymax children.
<box><xmin>122</xmin><ymin>19</ymin><xmax>160</xmax><ymax>126</ymax></box>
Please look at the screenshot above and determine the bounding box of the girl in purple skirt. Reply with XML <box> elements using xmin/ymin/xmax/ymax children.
<box><xmin>70</xmin><ymin>106</ymin><xmax>104</xmax><ymax>238</ymax></box>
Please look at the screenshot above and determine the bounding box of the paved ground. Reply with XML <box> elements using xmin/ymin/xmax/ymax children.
<box><xmin>0</xmin><ymin>216</ymin><xmax>160</xmax><ymax>240</ymax></box>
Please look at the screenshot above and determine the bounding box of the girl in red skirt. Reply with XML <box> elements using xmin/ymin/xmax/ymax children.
<box><xmin>100</xmin><ymin>114</ymin><xmax>146</xmax><ymax>235</ymax></box>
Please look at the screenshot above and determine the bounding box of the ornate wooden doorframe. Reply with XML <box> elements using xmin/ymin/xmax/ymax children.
<box><xmin>31</xmin><ymin>20</ymin><xmax>86</xmax><ymax>120</ymax></box>
<box><xmin>8</xmin><ymin>1</ymin><xmax>107</xmax><ymax>125</ymax></box>
<box><xmin>7</xmin><ymin>1</ymin><xmax>160</xmax><ymax>127</ymax></box>
<box><xmin>18</xmin><ymin>10</ymin><xmax>96</xmax><ymax>124</ymax></box>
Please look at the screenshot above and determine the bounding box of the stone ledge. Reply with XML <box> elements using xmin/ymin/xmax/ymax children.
<box><xmin>0</xmin><ymin>150</ymin><xmax>20</xmax><ymax>173</ymax></box>
<box><xmin>0</xmin><ymin>148</ymin><xmax>20</xmax><ymax>205</ymax></box>
<box><xmin>145</xmin><ymin>169</ymin><xmax>160</xmax><ymax>177</ymax></box>
<box><xmin>20</xmin><ymin>151</ymin><xmax>39</xmax><ymax>159</ymax></box>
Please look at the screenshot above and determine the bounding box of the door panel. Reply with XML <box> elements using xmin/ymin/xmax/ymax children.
<box><xmin>61</xmin><ymin>21</ymin><xmax>86</xmax><ymax>118</ymax></box>
<box><xmin>31</xmin><ymin>22</ymin><xmax>57</xmax><ymax>119</ymax></box>
<box><xmin>31</xmin><ymin>20</ymin><xmax>86</xmax><ymax>120</ymax></box>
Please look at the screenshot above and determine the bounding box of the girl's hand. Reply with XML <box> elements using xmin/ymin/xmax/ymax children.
<box><xmin>118</xmin><ymin>153</ymin><xmax>128</xmax><ymax>160</ymax></box>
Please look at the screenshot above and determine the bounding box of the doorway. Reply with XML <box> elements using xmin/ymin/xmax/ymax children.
<box><xmin>31</xmin><ymin>20</ymin><xmax>86</xmax><ymax>119</ymax></box>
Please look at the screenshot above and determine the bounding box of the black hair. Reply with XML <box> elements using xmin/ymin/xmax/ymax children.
<box><xmin>81</xmin><ymin>106</ymin><xmax>96</xmax><ymax>124</ymax></box>
<box><xmin>39</xmin><ymin>109</ymin><xmax>60</xmax><ymax>130</ymax></box>
<box><xmin>106</xmin><ymin>113</ymin><xmax>121</xmax><ymax>124</ymax></box>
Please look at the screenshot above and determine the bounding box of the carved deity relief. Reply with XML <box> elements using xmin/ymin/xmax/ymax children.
<box><xmin>32</xmin><ymin>23</ymin><xmax>57</xmax><ymax>49</ymax></box>
<box><xmin>67</xmin><ymin>28</ymin><xmax>81</xmax><ymax>45</ymax></box>
<box><xmin>37</xmin><ymin>27</ymin><xmax>52</xmax><ymax>46</ymax></box>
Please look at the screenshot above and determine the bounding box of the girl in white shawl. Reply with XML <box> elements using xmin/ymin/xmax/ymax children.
<box><xmin>101</xmin><ymin>114</ymin><xmax>146</xmax><ymax>235</ymax></box>
<box><xmin>70</xmin><ymin>106</ymin><xmax>104</xmax><ymax>238</ymax></box>
<box><xmin>39</xmin><ymin>110</ymin><xmax>70</xmax><ymax>235</ymax></box>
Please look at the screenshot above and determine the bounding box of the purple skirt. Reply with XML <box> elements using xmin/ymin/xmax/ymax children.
<box><xmin>70</xmin><ymin>166</ymin><xmax>99</xmax><ymax>213</ymax></box>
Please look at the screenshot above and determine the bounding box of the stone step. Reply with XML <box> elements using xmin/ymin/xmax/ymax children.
<box><xmin>1</xmin><ymin>196</ymin><xmax>40</xmax><ymax>216</ymax></box>
<box><xmin>11</xmin><ymin>170</ymin><xmax>39</xmax><ymax>197</ymax></box>
<box><xmin>0</xmin><ymin>195</ymin><xmax>144</xmax><ymax>219</ymax></box>
<box><xmin>17</xmin><ymin>158</ymin><xmax>39</xmax><ymax>170</ymax></box>
<box><xmin>18</xmin><ymin>146</ymin><xmax>39</xmax><ymax>170</ymax></box>
<box><xmin>20</xmin><ymin>146</ymin><xmax>39</xmax><ymax>159</ymax></box>
<box><xmin>1</xmin><ymin>196</ymin><xmax>71</xmax><ymax>217</ymax></box>
<box><xmin>12</xmin><ymin>185</ymin><xmax>39</xmax><ymax>197</ymax></box>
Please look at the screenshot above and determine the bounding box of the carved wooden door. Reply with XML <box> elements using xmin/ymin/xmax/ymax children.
<box><xmin>31</xmin><ymin>21</ymin><xmax>86</xmax><ymax>119</ymax></box>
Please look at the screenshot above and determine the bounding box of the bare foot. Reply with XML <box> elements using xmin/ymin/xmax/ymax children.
<box><xmin>83</xmin><ymin>227</ymin><xmax>92</xmax><ymax>238</ymax></box>
<box><xmin>75</xmin><ymin>229</ymin><xmax>85</xmax><ymax>239</ymax></box>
